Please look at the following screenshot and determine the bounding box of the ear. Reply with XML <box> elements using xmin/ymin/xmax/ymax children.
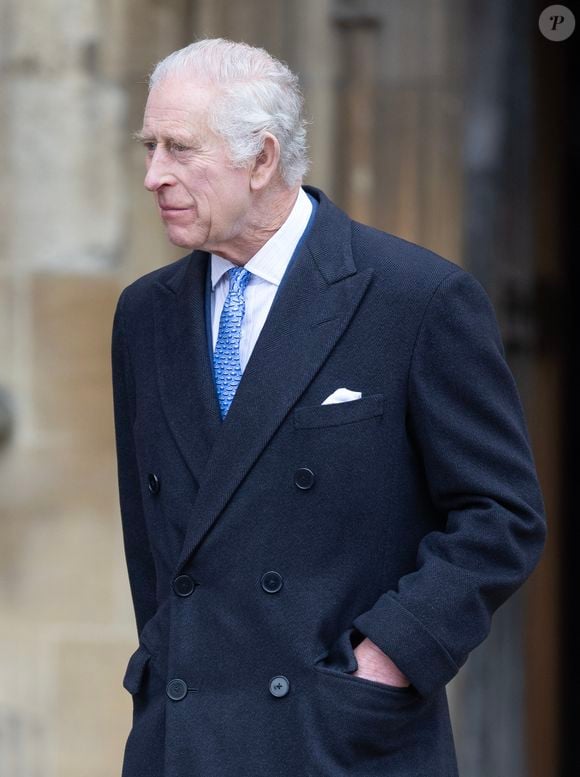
<box><xmin>249</xmin><ymin>133</ymin><xmax>281</xmax><ymax>191</ymax></box>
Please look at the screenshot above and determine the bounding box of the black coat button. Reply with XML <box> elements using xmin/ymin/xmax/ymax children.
<box><xmin>148</xmin><ymin>473</ymin><xmax>160</xmax><ymax>494</ymax></box>
<box><xmin>260</xmin><ymin>571</ymin><xmax>283</xmax><ymax>594</ymax></box>
<box><xmin>269</xmin><ymin>675</ymin><xmax>290</xmax><ymax>697</ymax></box>
<box><xmin>294</xmin><ymin>467</ymin><xmax>315</xmax><ymax>490</ymax></box>
<box><xmin>166</xmin><ymin>678</ymin><xmax>188</xmax><ymax>701</ymax></box>
<box><xmin>173</xmin><ymin>575</ymin><xmax>196</xmax><ymax>597</ymax></box>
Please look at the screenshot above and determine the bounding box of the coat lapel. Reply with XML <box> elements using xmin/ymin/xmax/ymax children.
<box><xmin>172</xmin><ymin>187</ymin><xmax>375</xmax><ymax>574</ymax></box>
<box><xmin>152</xmin><ymin>250</ymin><xmax>222</xmax><ymax>488</ymax></box>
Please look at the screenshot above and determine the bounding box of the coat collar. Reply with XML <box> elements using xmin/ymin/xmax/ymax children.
<box><xmin>152</xmin><ymin>186</ymin><xmax>374</xmax><ymax>573</ymax></box>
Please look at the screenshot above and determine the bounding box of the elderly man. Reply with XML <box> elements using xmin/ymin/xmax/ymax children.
<box><xmin>111</xmin><ymin>38</ymin><xmax>546</xmax><ymax>777</ymax></box>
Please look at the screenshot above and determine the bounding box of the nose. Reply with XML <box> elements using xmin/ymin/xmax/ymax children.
<box><xmin>144</xmin><ymin>147</ymin><xmax>173</xmax><ymax>192</ymax></box>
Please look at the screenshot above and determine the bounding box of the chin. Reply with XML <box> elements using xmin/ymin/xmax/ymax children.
<box><xmin>166</xmin><ymin>227</ymin><xmax>206</xmax><ymax>251</ymax></box>
<box><xmin>168</xmin><ymin>235</ymin><xmax>195</xmax><ymax>249</ymax></box>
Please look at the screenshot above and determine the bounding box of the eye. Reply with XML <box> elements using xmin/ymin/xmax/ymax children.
<box><xmin>143</xmin><ymin>141</ymin><xmax>156</xmax><ymax>152</ymax></box>
<box><xmin>169</xmin><ymin>142</ymin><xmax>189</xmax><ymax>154</ymax></box>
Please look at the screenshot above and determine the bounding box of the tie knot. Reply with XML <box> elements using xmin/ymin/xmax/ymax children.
<box><xmin>228</xmin><ymin>266</ymin><xmax>251</xmax><ymax>294</ymax></box>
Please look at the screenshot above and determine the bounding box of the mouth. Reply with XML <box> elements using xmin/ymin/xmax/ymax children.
<box><xmin>159</xmin><ymin>205</ymin><xmax>192</xmax><ymax>220</ymax></box>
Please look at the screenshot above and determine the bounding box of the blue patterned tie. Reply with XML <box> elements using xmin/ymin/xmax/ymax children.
<box><xmin>213</xmin><ymin>266</ymin><xmax>252</xmax><ymax>419</ymax></box>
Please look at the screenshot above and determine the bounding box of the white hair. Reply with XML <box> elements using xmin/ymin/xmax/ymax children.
<box><xmin>148</xmin><ymin>38</ymin><xmax>310</xmax><ymax>187</ymax></box>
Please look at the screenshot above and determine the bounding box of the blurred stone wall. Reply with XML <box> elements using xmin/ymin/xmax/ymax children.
<box><xmin>0</xmin><ymin>1</ymin><xmax>489</xmax><ymax>775</ymax></box>
<box><xmin>0</xmin><ymin>1</ymin><xmax>189</xmax><ymax>774</ymax></box>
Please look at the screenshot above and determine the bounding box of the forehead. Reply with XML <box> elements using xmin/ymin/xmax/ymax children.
<box><xmin>142</xmin><ymin>77</ymin><xmax>217</xmax><ymax>139</ymax></box>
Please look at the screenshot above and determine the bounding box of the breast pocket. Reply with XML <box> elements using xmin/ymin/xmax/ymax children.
<box><xmin>293</xmin><ymin>393</ymin><xmax>384</xmax><ymax>429</ymax></box>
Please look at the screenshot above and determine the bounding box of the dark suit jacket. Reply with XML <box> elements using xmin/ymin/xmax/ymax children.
<box><xmin>111</xmin><ymin>185</ymin><xmax>546</xmax><ymax>777</ymax></box>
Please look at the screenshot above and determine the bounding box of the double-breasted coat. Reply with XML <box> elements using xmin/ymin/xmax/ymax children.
<box><xmin>111</xmin><ymin>185</ymin><xmax>546</xmax><ymax>777</ymax></box>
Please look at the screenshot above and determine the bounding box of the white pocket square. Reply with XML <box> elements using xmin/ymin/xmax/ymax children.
<box><xmin>321</xmin><ymin>387</ymin><xmax>363</xmax><ymax>405</ymax></box>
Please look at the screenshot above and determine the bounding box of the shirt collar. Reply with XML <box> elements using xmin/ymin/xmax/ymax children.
<box><xmin>210</xmin><ymin>187</ymin><xmax>313</xmax><ymax>291</ymax></box>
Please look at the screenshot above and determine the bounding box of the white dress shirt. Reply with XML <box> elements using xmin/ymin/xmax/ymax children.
<box><xmin>210</xmin><ymin>186</ymin><xmax>313</xmax><ymax>372</ymax></box>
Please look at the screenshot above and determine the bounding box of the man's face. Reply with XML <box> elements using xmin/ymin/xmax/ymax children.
<box><xmin>139</xmin><ymin>77</ymin><xmax>253</xmax><ymax>252</ymax></box>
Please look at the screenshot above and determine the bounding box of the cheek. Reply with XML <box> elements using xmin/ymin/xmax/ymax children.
<box><xmin>223</xmin><ymin>175</ymin><xmax>251</xmax><ymax>211</ymax></box>
<box><xmin>181</xmin><ymin>167</ymin><xmax>211</xmax><ymax>199</ymax></box>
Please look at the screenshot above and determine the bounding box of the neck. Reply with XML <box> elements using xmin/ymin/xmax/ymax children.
<box><xmin>211</xmin><ymin>184</ymin><xmax>301</xmax><ymax>265</ymax></box>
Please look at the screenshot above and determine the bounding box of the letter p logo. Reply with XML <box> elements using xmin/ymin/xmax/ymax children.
<box><xmin>539</xmin><ymin>5</ymin><xmax>575</xmax><ymax>40</ymax></box>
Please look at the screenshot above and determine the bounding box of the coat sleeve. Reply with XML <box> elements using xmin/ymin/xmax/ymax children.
<box><xmin>352</xmin><ymin>268</ymin><xmax>547</xmax><ymax>698</ymax></box>
<box><xmin>111</xmin><ymin>288</ymin><xmax>158</xmax><ymax>640</ymax></box>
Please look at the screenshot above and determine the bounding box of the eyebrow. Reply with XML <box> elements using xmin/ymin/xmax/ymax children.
<box><xmin>132</xmin><ymin>130</ymin><xmax>197</xmax><ymax>146</ymax></box>
<box><xmin>132</xmin><ymin>130</ymin><xmax>152</xmax><ymax>143</ymax></box>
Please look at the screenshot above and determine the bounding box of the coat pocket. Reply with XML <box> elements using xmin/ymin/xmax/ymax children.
<box><xmin>293</xmin><ymin>393</ymin><xmax>384</xmax><ymax>429</ymax></box>
<box><xmin>313</xmin><ymin>626</ymin><xmax>419</xmax><ymax>700</ymax></box>
<box><xmin>122</xmin><ymin>644</ymin><xmax>152</xmax><ymax>695</ymax></box>
<box><xmin>306</xmin><ymin>628</ymin><xmax>432</xmax><ymax>771</ymax></box>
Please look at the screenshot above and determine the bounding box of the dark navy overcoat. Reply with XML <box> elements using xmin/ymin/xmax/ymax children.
<box><xmin>111</xmin><ymin>185</ymin><xmax>546</xmax><ymax>776</ymax></box>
